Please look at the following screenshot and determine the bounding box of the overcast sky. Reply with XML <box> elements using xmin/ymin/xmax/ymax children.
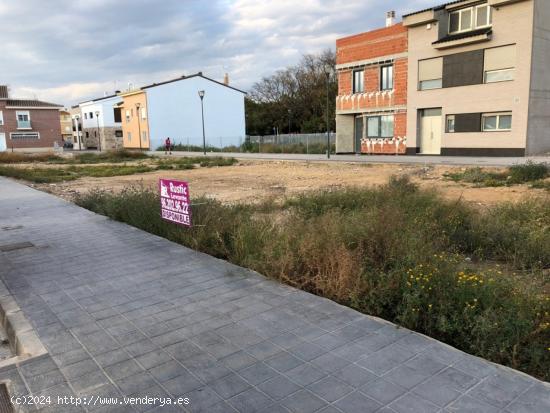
<box><xmin>0</xmin><ymin>0</ymin><xmax>433</xmax><ymax>106</ymax></box>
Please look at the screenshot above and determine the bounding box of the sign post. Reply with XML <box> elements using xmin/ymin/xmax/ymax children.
<box><xmin>159</xmin><ymin>179</ymin><xmax>192</xmax><ymax>227</ymax></box>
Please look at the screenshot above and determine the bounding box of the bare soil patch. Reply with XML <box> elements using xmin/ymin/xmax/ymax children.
<box><xmin>28</xmin><ymin>160</ymin><xmax>548</xmax><ymax>206</ymax></box>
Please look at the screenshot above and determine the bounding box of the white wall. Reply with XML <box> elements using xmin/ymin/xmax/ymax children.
<box><xmin>80</xmin><ymin>95</ymin><xmax>122</xmax><ymax>129</ymax></box>
<box><xmin>145</xmin><ymin>76</ymin><xmax>246</xmax><ymax>150</ymax></box>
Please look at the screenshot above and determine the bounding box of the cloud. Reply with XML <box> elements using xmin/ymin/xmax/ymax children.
<box><xmin>0</xmin><ymin>0</ymin><xmax>431</xmax><ymax>105</ymax></box>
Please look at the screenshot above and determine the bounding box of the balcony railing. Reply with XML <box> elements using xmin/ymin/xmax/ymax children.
<box><xmin>17</xmin><ymin>120</ymin><xmax>31</xmax><ymax>129</ymax></box>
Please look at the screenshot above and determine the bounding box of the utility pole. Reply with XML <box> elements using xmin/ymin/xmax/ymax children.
<box><xmin>325</xmin><ymin>69</ymin><xmax>331</xmax><ymax>159</ymax></box>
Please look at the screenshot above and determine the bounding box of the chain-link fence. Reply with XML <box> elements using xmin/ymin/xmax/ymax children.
<box><xmin>159</xmin><ymin>133</ymin><xmax>336</xmax><ymax>154</ymax></box>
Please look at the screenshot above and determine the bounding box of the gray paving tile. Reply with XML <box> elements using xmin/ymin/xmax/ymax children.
<box><xmin>209</xmin><ymin>372</ymin><xmax>251</xmax><ymax>399</ymax></box>
<box><xmin>257</xmin><ymin>374</ymin><xmax>301</xmax><ymax>400</ymax></box>
<box><xmin>163</xmin><ymin>372</ymin><xmax>203</xmax><ymax>397</ymax></box>
<box><xmin>332</xmin><ymin>364</ymin><xmax>378</xmax><ymax>387</ymax></box>
<box><xmin>357</xmin><ymin>343</ymin><xmax>416</xmax><ymax>375</ymax></box>
<box><xmin>265</xmin><ymin>352</ymin><xmax>304</xmax><ymax>373</ymax></box>
<box><xmin>390</xmin><ymin>393</ymin><xmax>440</xmax><ymax>413</ymax></box>
<box><xmin>228</xmin><ymin>387</ymin><xmax>273</xmax><ymax>412</ymax></box>
<box><xmin>310</xmin><ymin>353</ymin><xmax>351</xmax><ymax>373</ymax></box>
<box><xmin>238</xmin><ymin>362</ymin><xmax>279</xmax><ymax>386</ymax></box>
<box><xmin>360</xmin><ymin>378</ymin><xmax>407</xmax><ymax>405</ymax></box>
<box><xmin>333</xmin><ymin>390</ymin><xmax>382</xmax><ymax>413</ymax></box>
<box><xmin>281</xmin><ymin>389</ymin><xmax>328</xmax><ymax>413</ymax></box>
<box><xmin>71</xmin><ymin>370</ymin><xmax>109</xmax><ymax>394</ymax></box>
<box><xmin>134</xmin><ymin>349</ymin><xmax>172</xmax><ymax>369</ymax></box>
<box><xmin>307</xmin><ymin>375</ymin><xmax>354</xmax><ymax>402</ymax></box>
<box><xmin>104</xmin><ymin>359</ymin><xmax>144</xmax><ymax>380</ymax></box>
<box><xmin>287</xmin><ymin>342</ymin><xmax>326</xmax><ymax>362</ymax></box>
<box><xmin>219</xmin><ymin>350</ymin><xmax>258</xmax><ymax>371</ymax></box>
<box><xmin>186</xmin><ymin>386</ymin><xmax>224</xmax><ymax>411</ymax></box>
<box><xmin>148</xmin><ymin>361</ymin><xmax>187</xmax><ymax>383</ymax></box>
<box><xmin>245</xmin><ymin>340</ymin><xmax>282</xmax><ymax>360</ymax></box>
<box><xmin>446</xmin><ymin>394</ymin><xmax>501</xmax><ymax>413</ymax></box>
<box><xmin>434</xmin><ymin>367</ymin><xmax>480</xmax><ymax>392</ymax></box>
<box><xmin>60</xmin><ymin>358</ymin><xmax>100</xmax><ymax>380</ymax></box>
<box><xmin>383</xmin><ymin>364</ymin><xmax>431</xmax><ymax>389</ymax></box>
<box><xmin>284</xmin><ymin>363</ymin><xmax>327</xmax><ymax>387</ymax></box>
<box><xmin>412</xmin><ymin>379</ymin><xmax>462</xmax><ymax>407</ymax></box>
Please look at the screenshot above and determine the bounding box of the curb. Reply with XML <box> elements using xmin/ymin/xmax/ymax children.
<box><xmin>0</xmin><ymin>279</ymin><xmax>47</xmax><ymax>369</ymax></box>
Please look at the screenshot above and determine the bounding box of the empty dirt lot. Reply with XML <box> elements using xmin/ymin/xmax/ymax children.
<box><xmin>31</xmin><ymin>159</ymin><xmax>548</xmax><ymax>206</ymax></box>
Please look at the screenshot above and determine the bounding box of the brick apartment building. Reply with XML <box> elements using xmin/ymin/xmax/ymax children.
<box><xmin>335</xmin><ymin>12</ymin><xmax>409</xmax><ymax>154</ymax></box>
<box><xmin>0</xmin><ymin>85</ymin><xmax>63</xmax><ymax>152</ymax></box>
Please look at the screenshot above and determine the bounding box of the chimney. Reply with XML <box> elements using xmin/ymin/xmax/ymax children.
<box><xmin>223</xmin><ymin>73</ymin><xmax>229</xmax><ymax>86</ymax></box>
<box><xmin>386</xmin><ymin>10</ymin><xmax>396</xmax><ymax>27</ymax></box>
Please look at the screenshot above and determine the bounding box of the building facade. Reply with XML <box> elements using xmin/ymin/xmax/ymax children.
<box><xmin>142</xmin><ymin>73</ymin><xmax>246</xmax><ymax>150</ymax></box>
<box><xmin>335</xmin><ymin>15</ymin><xmax>408</xmax><ymax>154</ymax></box>
<box><xmin>79</xmin><ymin>94</ymin><xmax>123</xmax><ymax>150</ymax></box>
<box><xmin>0</xmin><ymin>85</ymin><xmax>63</xmax><ymax>152</ymax></box>
<box><xmin>118</xmin><ymin>90</ymin><xmax>150</xmax><ymax>150</ymax></box>
<box><xmin>69</xmin><ymin>106</ymin><xmax>84</xmax><ymax>150</ymax></box>
<box><xmin>403</xmin><ymin>0</ymin><xmax>550</xmax><ymax>156</ymax></box>
<box><xmin>59</xmin><ymin>109</ymin><xmax>72</xmax><ymax>143</ymax></box>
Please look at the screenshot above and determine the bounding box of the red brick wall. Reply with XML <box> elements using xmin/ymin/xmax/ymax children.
<box><xmin>0</xmin><ymin>102</ymin><xmax>61</xmax><ymax>150</ymax></box>
<box><xmin>336</xmin><ymin>23</ymin><xmax>407</xmax><ymax>65</ymax></box>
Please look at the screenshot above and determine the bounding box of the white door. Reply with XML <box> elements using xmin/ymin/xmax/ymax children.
<box><xmin>0</xmin><ymin>133</ymin><xmax>6</xmax><ymax>152</ymax></box>
<box><xmin>420</xmin><ymin>109</ymin><xmax>442</xmax><ymax>155</ymax></box>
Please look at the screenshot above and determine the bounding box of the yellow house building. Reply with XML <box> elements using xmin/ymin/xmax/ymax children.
<box><xmin>118</xmin><ymin>90</ymin><xmax>150</xmax><ymax>150</ymax></box>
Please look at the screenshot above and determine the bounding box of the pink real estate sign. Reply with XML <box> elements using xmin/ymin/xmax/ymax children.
<box><xmin>159</xmin><ymin>178</ymin><xmax>192</xmax><ymax>227</ymax></box>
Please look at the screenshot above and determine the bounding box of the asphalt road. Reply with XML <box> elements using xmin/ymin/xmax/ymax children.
<box><xmin>149</xmin><ymin>151</ymin><xmax>550</xmax><ymax>167</ymax></box>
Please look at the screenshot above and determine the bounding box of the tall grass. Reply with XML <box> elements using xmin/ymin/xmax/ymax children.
<box><xmin>75</xmin><ymin>177</ymin><xmax>550</xmax><ymax>380</ymax></box>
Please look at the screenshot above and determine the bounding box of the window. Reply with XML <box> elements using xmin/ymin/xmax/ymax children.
<box><xmin>10</xmin><ymin>132</ymin><xmax>39</xmax><ymax>139</ymax></box>
<box><xmin>484</xmin><ymin>45</ymin><xmax>516</xmax><ymax>84</ymax></box>
<box><xmin>127</xmin><ymin>132</ymin><xmax>132</xmax><ymax>142</ymax></box>
<box><xmin>115</xmin><ymin>130</ymin><xmax>123</xmax><ymax>137</ymax></box>
<box><xmin>142</xmin><ymin>131</ymin><xmax>147</xmax><ymax>141</ymax></box>
<box><xmin>141</xmin><ymin>108</ymin><xmax>147</xmax><ymax>120</ymax></box>
<box><xmin>380</xmin><ymin>65</ymin><xmax>393</xmax><ymax>90</ymax></box>
<box><xmin>482</xmin><ymin>112</ymin><xmax>512</xmax><ymax>131</ymax></box>
<box><xmin>0</xmin><ymin>111</ymin><xmax>3</xmax><ymax>126</ymax></box>
<box><xmin>367</xmin><ymin>115</ymin><xmax>394</xmax><ymax>138</ymax></box>
<box><xmin>446</xmin><ymin>115</ymin><xmax>455</xmax><ymax>133</ymax></box>
<box><xmin>89</xmin><ymin>112</ymin><xmax>93</xmax><ymax>119</ymax></box>
<box><xmin>86</xmin><ymin>131</ymin><xmax>89</xmax><ymax>138</ymax></box>
<box><xmin>418</xmin><ymin>57</ymin><xmax>443</xmax><ymax>90</ymax></box>
<box><xmin>16</xmin><ymin>111</ymin><xmax>31</xmax><ymax>129</ymax></box>
<box><xmin>353</xmin><ymin>70</ymin><xmax>364</xmax><ymax>93</ymax></box>
<box><xmin>449</xmin><ymin>4</ymin><xmax>492</xmax><ymax>34</ymax></box>
<box><xmin>84</xmin><ymin>113</ymin><xmax>88</xmax><ymax>119</ymax></box>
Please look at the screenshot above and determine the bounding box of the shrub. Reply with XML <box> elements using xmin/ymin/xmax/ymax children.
<box><xmin>508</xmin><ymin>162</ymin><xmax>549</xmax><ymax>184</ymax></box>
<box><xmin>0</xmin><ymin>152</ymin><xmax>61</xmax><ymax>164</ymax></box>
<box><xmin>74</xmin><ymin>178</ymin><xmax>550</xmax><ymax>379</ymax></box>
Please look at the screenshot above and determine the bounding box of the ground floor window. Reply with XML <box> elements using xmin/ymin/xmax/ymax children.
<box><xmin>482</xmin><ymin>112</ymin><xmax>512</xmax><ymax>131</ymax></box>
<box><xmin>367</xmin><ymin>115</ymin><xmax>394</xmax><ymax>138</ymax></box>
<box><xmin>446</xmin><ymin>115</ymin><xmax>455</xmax><ymax>133</ymax></box>
<box><xmin>10</xmin><ymin>132</ymin><xmax>40</xmax><ymax>139</ymax></box>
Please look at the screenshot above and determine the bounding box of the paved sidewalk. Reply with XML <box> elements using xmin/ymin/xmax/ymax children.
<box><xmin>0</xmin><ymin>177</ymin><xmax>548</xmax><ymax>413</ymax></box>
<box><xmin>148</xmin><ymin>151</ymin><xmax>550</xmax><ymax>167</ymax></box>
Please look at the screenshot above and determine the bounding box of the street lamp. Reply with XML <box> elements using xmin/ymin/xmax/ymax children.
<box><xmin>95</xmin><ymin>110</ymin><xmax>101</xmax><ymax>152</ymax></box>
<box><xmin>324</xmin><ymin>66</ymin><xmax>331</xmax><ymax>159</ymax></box>
<box><xmin>136</xmin><ymin>103</ymin><xmax>142</xmax><ymax>151</ymax></box>
<box><xmin>198</xmin><ymin>90</ymin><xmax>206</xmax><ymax>155</ymax></box>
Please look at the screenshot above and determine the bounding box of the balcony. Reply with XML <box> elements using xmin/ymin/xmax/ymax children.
<box><xmin>17</xmin><ymin>120</ymin><xmax>31</xmax><ymax>129</ymax></box>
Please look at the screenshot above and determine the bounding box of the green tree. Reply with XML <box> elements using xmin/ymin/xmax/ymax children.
<box><xmin>246</xmin><ymin>49</ymin><xmax>337</xmax><ymax>135</ymax></box>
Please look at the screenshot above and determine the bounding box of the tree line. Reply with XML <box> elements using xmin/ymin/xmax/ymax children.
<box><xmin>245</xmin><ymin>49</ymin><xmax>337</xmax><ymax>136</ymax></box>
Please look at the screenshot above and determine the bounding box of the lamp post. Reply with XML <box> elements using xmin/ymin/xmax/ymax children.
<box><xmin>198</xmin><ymin>90</ymin><xmax>206</xmax><ymax>155</ymax></box>
<box><xmin>324</xmin><ymin>67</ymin><xmax>331</xmax><ymax>159</ymax></box>
<box><xmin>136</xmin><ymin>103</ymin><xmax>142</xmax><ymax>151</ymax></box>
<box><xmin>95</xmin><ymin>110</ymin><xmax>101</xmax><ymax>152</ymax></box>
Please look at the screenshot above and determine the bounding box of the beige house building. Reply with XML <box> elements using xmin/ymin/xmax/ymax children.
<box><xmin>59</xmin><ymin>109</ymin><xmax>72</xmax><ymax>143</ymax></box>
<box><xmin>403</xmin><ymin>0</ymin><xmax>550</xmax><ymax>156</ymax></box>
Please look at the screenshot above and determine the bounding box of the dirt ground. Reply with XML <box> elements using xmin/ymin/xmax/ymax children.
<box><xmin>28</xmin><ymin>160</ymin><xmax>548</xmax><ymax>206</ymax></box>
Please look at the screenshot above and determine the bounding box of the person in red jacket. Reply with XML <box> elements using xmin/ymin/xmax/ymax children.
<box><xmin>164</xmin><ymin>137</ymin><xmax>172</xmax><ymax>155</ymax></box>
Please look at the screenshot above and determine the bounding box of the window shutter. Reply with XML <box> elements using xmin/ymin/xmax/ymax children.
<box><xmin>484</xmin><ymin>45</ymin><xmax>516</xmax><ymax>71</ymax></box>
<box><xmin>419</xmin><ymin>58</ymin><xmax>443</xmax><ymax>81</ymax></box>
